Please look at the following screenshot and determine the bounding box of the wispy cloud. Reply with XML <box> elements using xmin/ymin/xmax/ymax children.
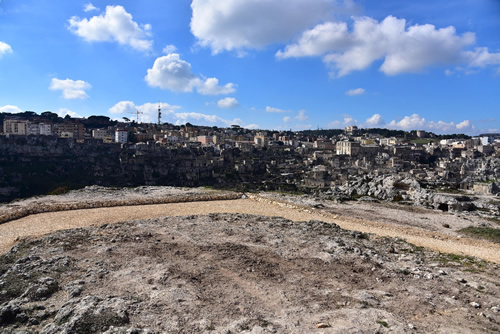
<box><xmin>345</xmin><ymin>88</ymin><xmax>365</xmax><ymax>96</ymax></box>
<box><xmin>83</xmin><ymin>3</ymin><xmax>99</xmax><ymax>12</ymax></box>
<box><xmin>162</xmin><ymin>44</ymin><xmax>177</xmax><ymax>54</ymax></box>
<box><xmin>266</xmin><ymin>106</ymin><xmax>289</xmax><ymax>113</ymax></box>
<box><xmin>295</xmin><ymin>109</ymin><xmax>308</xmax><ymax>121</ymax></box>
<box><xmin>328</xmin><ymin>115</ymin><xmax>358</xmax><ymax>128</ymax></box>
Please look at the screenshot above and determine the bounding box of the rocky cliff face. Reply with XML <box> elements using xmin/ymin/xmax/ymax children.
<box><xmin>0</xmin><ymin>137</ymin><xmax>232</xmax><ymax>202</ymax></box>
<box><xmin>335</xmin><ymin>174</ymin><xmax>500</xmax><ymax>217</ymax></box>
<box><xmin>0</xmin><ymin>136</ymin><xmax>304</xmax><ymax>202</ymax></box>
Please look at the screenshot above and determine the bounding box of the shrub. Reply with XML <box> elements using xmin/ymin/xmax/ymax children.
<box><xmin>459</xmin><ymin>226</ymin><xmax>500</xmax><ymax>243</ymax></box>
<box><xmin>48</xmin><ymin>186</ymin><xmax>69</xmax><ymax>195</ymax></box>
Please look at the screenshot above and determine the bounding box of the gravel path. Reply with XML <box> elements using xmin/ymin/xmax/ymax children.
<box><xmin>1</xmin><ymin>197</ymin><xmax>499</xmax><ymax>263</ymax></box>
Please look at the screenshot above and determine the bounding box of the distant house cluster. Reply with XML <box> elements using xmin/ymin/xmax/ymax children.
<box><xmin>3</xmin><ymin>116</ymin><xmax>84</xmax><ymax>139</ymax></box>
<box><xmin>1</xmin><ymin>114</ymin><xmax>121</xmax><ymax>143</ymax></box>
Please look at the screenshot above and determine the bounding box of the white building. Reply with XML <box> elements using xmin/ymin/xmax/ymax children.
<box><xmin>26</xmin><ymin>123</ymin><xmax>52</xmax><ymax>136</ymax></box>
<box><xmin>480</xmin><ymin>136</ymin><xmax>493</xmax><ymax>145</ymax></box>
<box><xmin>115</xmin><ymin>129</ymin><xmax>128</xmax><ymax>143</ymax></box>
<box><xmin>380</xmin><ymin>137</ymin><xmax>398</xmax><ymax>146</ymax></box>
<box><xmin>166</xmin><ymin>135</ymin><xmax>180</xmax><ymax>144</ymax></box>
<box><xmin>28</xmin><ymin>123</ymin><xmax>40</xmax><ymax>136</ymax></box>
<box><xmin>39</xmin><ymin>123</ymin><xmax>52</xmax><ymax>135</ymax></box>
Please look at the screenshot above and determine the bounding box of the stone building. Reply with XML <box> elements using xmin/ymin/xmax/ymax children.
<box><xmin>55</xmin><ymin>122</ymin><xmax>84</xmax><ymax>139</ymax></box>
<box><xmin>197</xmin><ymin>135</ymin><xmax>213</xmax><ymax>145</ymax></box>
<box><xmin>92</xmin><ymin>129</ymin><xmax>109</xmax><ymax>140</ymax></box>
<box><xmin>336</xmin><ymin>141</ymin><xmax>360</xmax><ymax>156</ymax></box>
<box><xmin>344</xmin><ymin>126</ymin><xmax>359</xmax><ymax>136</ymax></box>
<box><xmin>254</xmin><ymin>133</ymin><xmax>269</xmax><ymax>148</ymax></box>
<box><xmin>2</xmin><ymin>118</ymin><xmax>29</xmax><ymax>135</ymax></box>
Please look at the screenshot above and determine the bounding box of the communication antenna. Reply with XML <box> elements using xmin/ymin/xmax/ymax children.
<box><xmin>158</xmin><ymin>102</ymin><xmax>162</xmax><ymax>126</ymax></box>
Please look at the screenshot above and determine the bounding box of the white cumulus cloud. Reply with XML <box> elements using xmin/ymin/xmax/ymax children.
<box><xmin>0</xmin><ymin>105</ymin><xmax>23</xmax><ymax>114</ymax></box>
<box><xmin>217</xmin><ymin>97</ymin><xmax>239</xmax><ymax>109</ymax></box>
<box><xmin>68</xmin><ymin>5</ymin><xmax>153</xmax><ymax>52</ymax></box>
<box><xmin>388</xmin><ymin>114</ymin><xmax>426</xmax><ymax>130</ymax></box>
<box><xmin>49</xmin><ymin>78</ymin><xmax>92</xmax><ymax>99</ymax></box>
<box><xmin>279</xmin><ymin>15</ymin><xmax>476</xmax><ymax>77</ymax></box>
<box><xmin>197</xmin><ymin>78</ymin><xmax>236</xmax><ymax>95</ymax></box>
<box><xmin>0</xmin><ymin>41</ymin><xmax>13</xmax><ymax>58</ymax></box>
<box><xmin>456</xmin><ymin>120</ymin><xmax>473</xmax><ymax>130</ymax></box>
<box><xmin>145</xmin><ymin>53</ymin><xmax>236</xmax><ymax>95</ymax></box>
<box><xmin>276</xmin><ymin>21</ymin><xmax>350</xmax><ymax>59</ymax></box>
<box><xmin>364</xmin><ymin>113</ymin><xmax>386</xmax><ymax>127</ymax></box>
<box><xmin>346</xmin><ymin>88</ymin><xmax>365</xmax><ymax>96</ymax></box>
<box><xmin>145</xmin><ymin>54</ymin><xmax>198</xmax><ymax>92</ymax></box>
<box><xmin>283</xmin><ymin>116</ymin><xmax>291</xmax><ymax>123</ymax></box>
<box><xmin>109</xmin><ymin>101</ymin><xmax>138</xmax><ymax>115</ymax></box>
<box><xmin>190</xmin><ymin>0</ymin><xmax>341</xmax><ymax>54</ymax></box>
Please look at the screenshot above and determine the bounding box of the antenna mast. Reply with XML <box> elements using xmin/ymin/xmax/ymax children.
<box><xmin>158</xmin><ymin>102</ymin><xmax>161</xmax><ymax>126</ymax></box>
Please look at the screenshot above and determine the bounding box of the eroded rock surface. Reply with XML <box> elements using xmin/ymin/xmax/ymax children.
<box><xmin>1</xmin><ymin>214</ymin><xmax>499</xmax><ymax>333</ymax></box>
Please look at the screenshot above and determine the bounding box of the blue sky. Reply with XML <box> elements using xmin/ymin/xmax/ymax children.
<box><xmin>0</xmin><ymin>0</ymin><xmax>499</xmax><ymax>134</ymax></box>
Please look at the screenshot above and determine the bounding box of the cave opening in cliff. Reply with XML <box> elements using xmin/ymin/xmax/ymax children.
<box><xmin>438</xmin><ymin>203</ymin><xmax>449</xmax><ymax>212</ymax></box>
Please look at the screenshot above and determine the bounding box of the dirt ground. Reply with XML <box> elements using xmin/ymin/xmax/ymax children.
<box><xmin>1</xmin><ymin>213</ymin><xmax>499</xmax><ymax>333</ymax></box>
<box><xmin>1</xmin><ymin>194</ymin><xmax>499</xmax><ymax>263</ymax></box>
<box><xmin>0</xmin><ymin>187</ymin><xmax>499</xmax><ymax>333</ymax></box>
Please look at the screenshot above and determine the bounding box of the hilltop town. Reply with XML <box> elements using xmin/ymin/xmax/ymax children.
<box><xmin>1</xmin><ymin>111</ymin><xmax>499</xmax><ymax>216</ymax></box>
<box><xmin>1</xmin><ymin>111</ymin><xmax>500</xmax><ymax>333</ymax></box>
